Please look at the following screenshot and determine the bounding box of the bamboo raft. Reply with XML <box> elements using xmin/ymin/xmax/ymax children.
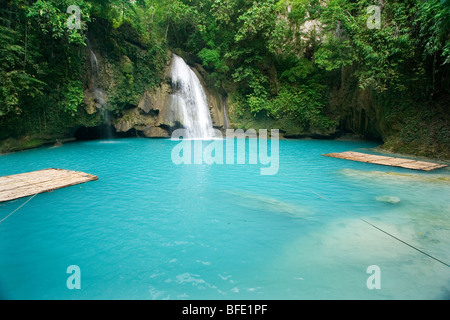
<box><xmin>323</xmin><ymin>151</ymin><xmax>447</xmax><ymax>171</ymax></box>
<box><xmin>0</xmin><ymin>168</ymin><xmax>98</xmax><ymax>203</ymax></box>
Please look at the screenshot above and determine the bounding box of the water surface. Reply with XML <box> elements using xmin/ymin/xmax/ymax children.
<box><xmin>0</xmin><ymin>138</ymin><xmax>449</xmax><ymax>299</ymax></box>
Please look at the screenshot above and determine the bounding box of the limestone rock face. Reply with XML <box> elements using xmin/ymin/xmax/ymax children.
<box><xmin>143</xmin><ymin>126</ymin><xmax>170</xmax><ymax>138</ymax></box>
<box><xmin>137</xmin><ymin>91</ymin><xmax>154</xmax><ymax>114</ymax></box>
<box><xmin>138</xmin><ymin>83</ymin><xmax>171</xmax><ymax>114</ymax></box>
<box><xmin>156</xmin><ymin>95</ymin><xmax>182</xmax><ymax>129</ymax></box>
<box><xmin>83</xmin><ymin>90</ymin><xmax>98</xmax><ymax>115</ymax></box>
<box><xmin>114</xmin><ymin>82</ymin><xmax>172</xmax><ymax>137</ymax></box>
<box><xmin>114</xmin><ymin>108</ymin><xmax>155</xmax><ymax>132</ymax></box>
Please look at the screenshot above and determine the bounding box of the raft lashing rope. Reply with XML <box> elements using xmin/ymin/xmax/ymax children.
<box><xmin>308</xmin><ymin>188</ymin><xmax>450</xmax><ymax>269</ymax></box>
<box><xmin>0</xmin><ymin>193</ymin><xmax>38</xmax><ymax>224</ymax></box>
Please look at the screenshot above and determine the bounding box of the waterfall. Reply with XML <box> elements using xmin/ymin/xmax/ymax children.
<box><xmin>88</xmin><ymin>39</ymin><xmax>99</xmax><ymax>79</ymax></box>
<box><xmin>86</xmin><ymin>35</ymin><xmax>112</xmax><ymax>138</ymax></box>
<box><xmin>170</xmin><ymin>54</ymin><xmax>215</xmax><ymax>139</ymax></box>
<box><xmin>86</xmin><ymin>36</ymin><xmax>107</xmax><ymax>110</ymax></box>
<box><xmin>222</xmin><ymin>96</ymin><xmax>229</xmax><ymax>130</ymax></box>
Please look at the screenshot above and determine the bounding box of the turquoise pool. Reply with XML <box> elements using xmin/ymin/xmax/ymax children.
<box><xmin>0</xmin><ymin>138</ymin><xmax>449</xmax><ymax>299</ymax></box>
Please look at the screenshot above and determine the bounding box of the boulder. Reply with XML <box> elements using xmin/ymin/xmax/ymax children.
<box><xmin>114</xmin><ymin>107</ymin><xmax>157</xmax><ymax>133</ymax></box>
<box><xmin>138</xmin><ymin>83</ymin><xmax>171</xmax><ymax>114</ymax></box>
<box><xmin>143</xmin><ymin>126</ymin><xmax>170</xmax><ymax>138</ymax></box>
<box><xmin>375</xmin><ymin>195</ymin><xmax>401</xmax><ymax>204</ymax></box>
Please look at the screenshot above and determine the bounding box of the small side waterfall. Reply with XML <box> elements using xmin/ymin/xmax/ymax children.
<box><xmin>86</xmin><ymin>35</ymin><xmax>112</xmax><ymax>138</ymax></box>
<box><xmin>86</xmin><ymin>37</ymin><xmax>107</xmax><ymax>109</ymax></box>
<box><xmin>170</xmin><ymin>54</ymin><xmax>215</xmax><ymax>139</ymax></box>
<box><xmin>222</xmin><ymin>96</ymin><xmax>230</xmax><ymax>130</ymax></box>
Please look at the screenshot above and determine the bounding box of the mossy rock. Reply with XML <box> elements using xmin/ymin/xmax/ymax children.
<box><xmin>121</xmin><ymin>56</ymin><xmax>134</xmax><ymax>74</ymax></box>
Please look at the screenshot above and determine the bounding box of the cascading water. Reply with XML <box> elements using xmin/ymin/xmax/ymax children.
<box><xmin>86</xmin><ymin>37</ymin><xmax>107</xmax><ymax>108</ymax></box>
<box><xmin>86</xmin><ymin>35</ymin><xmax>112</xmax><ymax>138</ymax></box>
<box><xmin>222</xmin><ymin>96</ymin><xmax>230</xmax><ymax>130</ymax></box>
<box><xmin>170</xmin><ymin>54</ymin><xmax>215</xmax><ymax>139</ymax></box>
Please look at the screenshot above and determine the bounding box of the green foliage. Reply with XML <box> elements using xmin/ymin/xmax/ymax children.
<box><xmin>315</xmin><ymin>38</ymin><xmax>354</xmax><ymax>71</ymax></box>
<box><xmin>0</xmin><ymin>0</ymin><xmax>449</xmax><ymax>157</ymax></box>
<box><xmin>62</xmin><ymin>80</ymin><xmax>84</xmax><ymax>116</ymax></box>
<box><xmin>198</xmin><ymin>47</ymin><xmax>229</xmax><ymax>87</ymax></box>
<box><xmin>0</xmin><ymin>13</ymin><xmax>46</xmax><ymax>116</ymax></box>
<box><xmin>416</xmin><ymin>0</ymin><xmax>450</xmax><ymax>61</ymax></box>
<box><xmin>234</xmin><ymin>0</ymin><xmax>277</xmax><ymax>43</ymax></box>
<box><xmin>26</xmin><ymin>0</ymin><xmax>91</xmax><ymax>44</ymax></box>
<box><xmin>280</xmin><ymin>58</ymin><xmax>314</xmax><ymax>83</ymax></box>
<box><xmin>314</xmin><ymin>0</ymin><xmax>418</xmax><ymax>92</ymax></box>
<box><xmin>198</xmin><ymin>48</ymin><xmax>228</xmax><ymax>73</ymax></box>
<box><xmin>259</xmin><ymin>84</ymin><xmax>335</xmax><ymax>132</ymax></box>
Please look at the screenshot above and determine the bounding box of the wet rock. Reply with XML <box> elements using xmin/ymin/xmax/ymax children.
<box><xmin>376</xmin><ymin>195</ymin><xmax>401</xmax><ymax>204</ymax></box>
